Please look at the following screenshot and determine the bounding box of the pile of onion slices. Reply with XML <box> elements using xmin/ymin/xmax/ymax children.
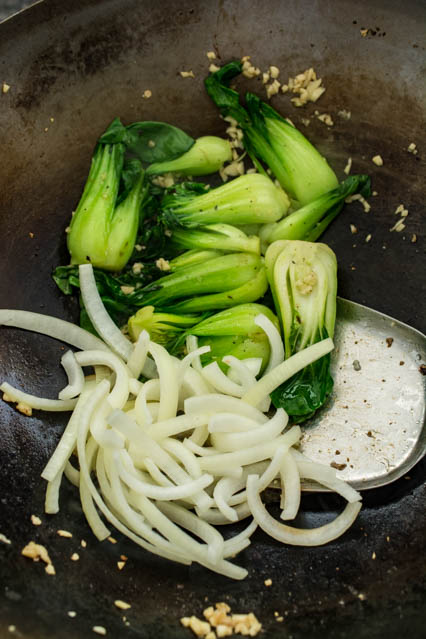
<box><xmin>0</xmin><ymin>264</ymin><xmax>361</xmax><ymax>580</ymax></box>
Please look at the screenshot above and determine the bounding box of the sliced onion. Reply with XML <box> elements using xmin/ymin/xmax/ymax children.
<box><xmin>128</xmin><ymin>378</ymin><xmax>143</xmax><ymax>396</ymax></box>
<box><xmin>186</xmin><ymin>424</ymin><xmax>210</xmax><ymax>447</ymax></box>
<box><xmin>98</xmin><ymin>448</ymin><xmax>191</xmax><ymax>564</ymax></box>
<box><xmin>185</xmin><ymin>335</ymin><xmax>203</xmax><ymax>372</ymax></box>
<box><xmin>222</xmin><ymin>518</ymin><xmax>258</xmax><ymax>558</ymax></box>
<box><xmin>247</xmin><ymin>474</ymin><xmax>362</xmax><ymax>546</ymax></box>
<box><xmin>210</xmin><ymin>408</ymin><xmax>288</xmax><ymax>453</ymax></box>
<box><xmin>180</xmin><ymin>368</ymin><xmax>212</xmax><ymax>401</ymax></box>
<box><xmin>213</xmin><ymin>478</ymin><xmax>239</xmax><ymax>522</ymax></box>
<box><xmin>144</xmin><ymin>413</ymin><xmax>210</xmax><ymax>441</ymax></box>
<box><xmin>180</xmin><ymin>346</ymin><xmax>211</xmax><ymax>377</ymax></box>
<box><xmin>184</xmin><ymin>394</ymin><xmax>268</xmax><ymax>424</ymax></box>
<box><xmin>200</xmin><ymin>362</ymin><xmax>246</xmax><ymax>397</ymax></box>
<box><xmin>41</xmin><ymin>389</ymin><xmax>94</xmax><ymax>482</ymax></box>
<box><xmin>296</xmin><ymin>460</ymin><xmax>361</xmax><ymax>503</ymax></box>
<box><xmin>155</xmin><ymin>500</ymin><xmax>225</xmax><ymax>566</ymax></box>
<box><xmin>127</xmin><ymin>329</ymin><xmax>150</xmax><ymax>378</ymax></box>
<box><xmin>242</xmin><ymin>338</ymin><xmax>334</xmax><ymax>408</ymax></box>
<box><xmin>0</xmin><ymin>309</ymin><xmax>110</xmax><ymax>352</ymax></box>
<box><xmin>198</xmin><ymin>502</ymin><xmax>252</xmax><ymax>525</ymax></box>
<box><xmin>148</xmin><ymin>341</ymin><xmax>179</xmax><ymax>421</ymax></box>
<box><xmin>280</xmin><ymin>451</ymin><xmax>301</xmax><ymax>520</ymax></box>
<box><xmin>227</xmin><ymin>357</ymin><xmax>262</xmax><ymax>381</ymax></box>
<box><xmin>161</xmin><ymin>438</ymin><xmax>203</xmax><ymax>479</ymax></box>
<box><xmin>208</xmin><ymin>413</ymin><xmax>262</xmax><ymax>434</ymax></box>
<box><xmin>58</xmin><ymin>350</ymin><xmax>85</xmax><ymax>400</ymax></box>
<box><xmin>74</xmin><ymin>350</ymin><xmax>129</xmax><ymax>409</ymax></box>
<box><xmin>199</xmin><ymin>427</ymin><xmax>301</xmax><ymax>475</ymax></box>
<box><xmin>44</xmin><ymin>471</ymin><xmax>62</xmax><ymax>514</ymax></box>
<box><xmin>116</xmin><ymin>451</ymin><xmax>213</xmax><ymax>500</ymax></box>
<box><xmin>64</xmin><ymin>460</ymin><xmax>80</xmax><ymax>487</ymax></box>
<box><xmin>79</xmin><ymin>264</ymin><xmax>133</xmax><ymax>361</ymax></box>
<box><xmin>254</xmin><ymin>313</ymin><xmax>284</xmax><ymax>374</ymax></box>
<box><xmin>108</xmin><ymin>410</ymin><xmax>213</xmax><ymax>512</ymax></box>
<box><xmin>1</xmin><ymin>381</ymin><xmax>77</xmax><ymax>412</ymax></box>
<box><xmin>222</xmin><ymin>355</ymin><xmax>257</xmax><ymax>392</ymax></box>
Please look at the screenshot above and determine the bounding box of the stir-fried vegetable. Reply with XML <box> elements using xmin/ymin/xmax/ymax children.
<box><xmin>161</xmin><ymin>174</ymin><xmax>290</xmax><ymax>227</ymax></box>
<box><xmin>187</xmin><ymin>303</ymin><xmax>280</xmax><ymax>372</ymax></box>
<box><xmin>147</xmin><ymin>136</ymin><xmax>232</xmax><ymax>176</ymax></box>
<box><xmin>265</xmin><ymin>239</ymin><xmax>337</xmax><ymax>421</ymax></box>
<box><xmin>67</xmin><ymin>144</ymin><xmax>148</xmax><ymax>271</ymax></box>
<box><xmin>205</xmin><ymin>61</ymin><xmax>338</xmax><ymax>205</ymax></box>
<box><xmin>0</xmin><ymin>282</ymin><xmax>362</xmax><ymax>580</ymax></box>
<box><xmin>259</xmin><ymin>174</ymin><xmax>371</xmax><ymax>248</ymax></box>
<box><xmin>140</xmin><ymin>252</ymin><xmax>268</xmax><ymax>312</ymax></box>
<box><xmin>170</xmin><ymin>223</ymin><xmax>260</xmax><ymax>254</ymax></box>
<box><xmin>128</xmin><ymin>306</ymin><xmax>201</xmax><ymax>348</ymax></box>
<box><xmin>54</xmin><ymin>61</ymin><xmax>372</xmax><ymax>428</ymax></box>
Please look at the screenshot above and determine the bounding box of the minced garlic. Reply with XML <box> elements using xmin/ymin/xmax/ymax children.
<box><xmin>156</xmin><ymin>258</ymin><xmax>171</xmax><ymax>272</ymax></box>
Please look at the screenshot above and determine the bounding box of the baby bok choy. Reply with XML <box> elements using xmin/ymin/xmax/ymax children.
<box><xmin>265</xmin><ymin>239</ymin><xmax>337</xmax><ymax>422</ymax></box>
<box><xmin>160</xmin><ymin>173</ymin><xmax>290</xmax><ymax>228</ymax></box>
<box><xmin>170</xmin><ymin>223</ymin><xmax>260</xmax><ymax>254</ymax></box>
<box><xmin>139</xmin><ymin>252</ymin><xmax>268</xmax><ymax>313</ymax></box>
<box><xmin>67</xmin><ymin>143</ymin><xmax>147</xmax><ymax>271</ymax></box>
<box><xmin>127</xmin><ymin>303</ymin><xmax>279</xmax><ymax>372</ymax></box>
<box><xmin>146</xmin><ymin>136</ymin><xmax>232</xmax><ymax>176</ymax></box>
<box><xmin>128</xmin><ymin>306</ymin><xmax>202</xmax><ymax>349</ymax></box>
<box><xmin>205</xmin><ymin>61</ymin><xmax>338</xmax><ymax>205</ymax></box>
<box><xmin>259</xmin><ymin>174</ymin><xmax>371</xmax><ymax>248</ymax></box>
<box><xmin>188</xmin><ymin>303</ymin><xmax>280</xmax><ymax>373</ymax></box>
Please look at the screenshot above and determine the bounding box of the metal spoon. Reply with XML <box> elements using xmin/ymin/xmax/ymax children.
<box><xmin>298</xmin><ymin>298</ymin><xmax>426</xmax><ymax>491</ymax></box>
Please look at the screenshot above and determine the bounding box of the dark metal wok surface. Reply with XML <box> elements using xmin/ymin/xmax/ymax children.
<box><xmin>0</xmin><ymin>1</ymin><xmax>425</xmax><ymax>637</ymax></box>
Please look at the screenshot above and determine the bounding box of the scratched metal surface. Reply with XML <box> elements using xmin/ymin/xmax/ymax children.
<box><xmin>0</xmin><ymin>1</ymin><xmax>425</xmax><ymax>638</ymax></box>
<box><xmin>300</xmin><ymin>299</ymin><xmax>426</xmax><ymax>489</ymax></box>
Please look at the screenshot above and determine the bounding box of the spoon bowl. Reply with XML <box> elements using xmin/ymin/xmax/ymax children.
<box><xmin>299</xmin><ymin>298</ymin><xmax>426</xmax><ymax>491</ymax></box>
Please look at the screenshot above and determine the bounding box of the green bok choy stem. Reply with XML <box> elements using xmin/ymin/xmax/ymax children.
<box><xmin>265</xmin><ymin>239</ymin><xmax>337</xmax><ymax>421</ymax></box>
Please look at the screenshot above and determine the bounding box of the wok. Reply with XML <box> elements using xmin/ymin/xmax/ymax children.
<box><xmin>0</xmin><ymin>0</ymin><xmax>425</xmax><ymax>637</ymax></box>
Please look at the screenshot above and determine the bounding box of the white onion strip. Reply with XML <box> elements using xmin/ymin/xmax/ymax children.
<box><xmin>80</xmin><ymin>388</ymin><xmax>190</xmax><ymax>563</ymax></box>
<box><xmin>280</xmin><ymin>451</ymin><xmax>301</xmax><ymax>520</ymax></box>
<box><xmin>41</xmin><ymin>389</ymin><xmax>94</xmax><ymax>482</ymax></box>
<box><xmin>1</xmin><ymin>381</ymin><xmax>77</xmax><ymax>412</ymax></box>
<box><xmin>0</xmin><ymin>309</ymin><xmax>110</xmax><ymax>352</ymax></box>
<box><xmin>144</xmin><ymin>413</ymin><xmax>211</xmax><ymax>442</ymax></box>
<box><xmin>126</xmin><ymin>329</ymin><xmax>150</xmax><ymax>378</ymax></box>
<box><xmin>296</xmin><ymin>460</ymin><xmax>361</xmax><ymax>503</ymax></box>
<box><xmin>199</xmin><ymin>427</ymin><xmax>301</xmax><ymax>475</ymax></box>
<box><xmin>227</xmin><ymin>357</ymin><xmax>262</xmax><ymax>382</ymax></box>
<box><xmin>156</xmin><ymin>501</ymin><xmax>225</xmax><ymax>567</ymax></box>
<box><xmin>74</xmin><ymin>350</ymin><xmax>129</xmax><ymax>409</ymax></box>
<box><xmin>210</xmin><ymin>408</ymin><xmax>288</xmax><ymax>453</ymax></box>
<box><xmin>161</xmin><ymin>438</ymin><xmax>203</xmax><ymax>479</ymax></box>
<box><xmin>242</xmin><ymin>338</ymin><xmax>334</xmax><ymax>408</ymax></box>
<box><xmin>185</xmin><ymin>394</ymin><xmax>268</xmax><ymax>424</ymax></box>
<box><xmin>208</xmin><ymin>413</ymin><xmax>262</xmax><ymax>434</ymax></box>
<box><xmin>58</xmin><ymin>350</ymin><xmax>85</xmax><ymax>400</ymax></box>
<box><xmin>108</xmin><ymin>410</ymin><xmax>213</xmax><ymax>512</ymax></box>
<box><xmin>201</xmin><ymin>362</ymin><xmax>246</xmax><ymax>397</ymax></box>
<box><xmin>222</xmin><ymin>355</ymin><xmax>257</xmax><ymax>392</ymax></box>
<box><xmin>116</xmin><ymin>452</ymin><xmax>213</xmax><ymax>500</ymax></box>
<box><xmin>99</xmin><ymin>449</ymin><xmax>191</xmax><ymax>564</ymax></box>
<box><xmin>148</xmin><ymin>342</ymin><xmax>179</xmax><ymax>421</ymax></box>
<box><xmin>79</xmin><ymin>264</ymin><xmax>133</xmax><ymax>361</ymax></box>
<box><xmin>222</xmin><ymin>518</ymin><xmax>258</xmax><ymax>558</ymax></box>
<box><xmin>247</xmin><ymin>474</ymin><xmax>362</xmax><ymax>546</ymax></box>
<box><xmin>254</xmin><ymin>313</ymin><xmax>285</xmax><ymax>374</ymax></box>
